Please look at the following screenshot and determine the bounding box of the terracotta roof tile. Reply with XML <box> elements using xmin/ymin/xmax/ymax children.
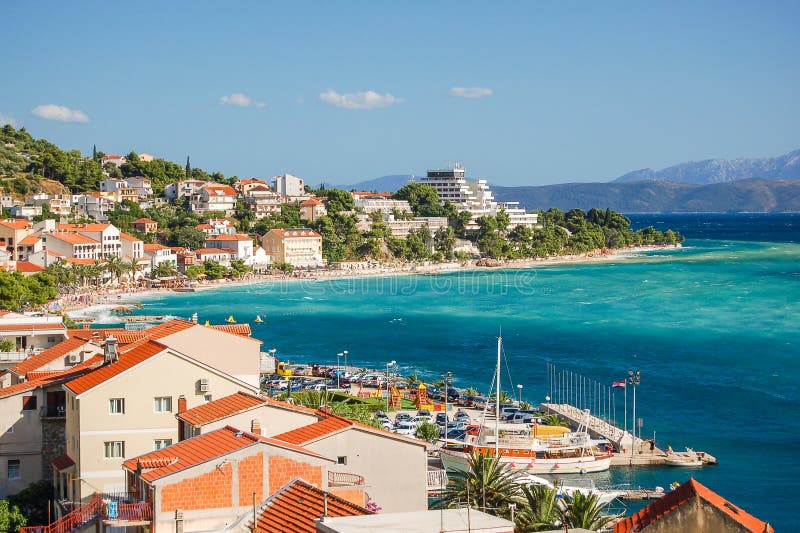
<box><xmin>18</xmin><ymin>235</ymin><xmax>41</xmax><ymax>246</ymax></box>
<box><xmin>9</xmin><ymin>337</ymin><xmax>89</xmax><ymax>376</ymax></box>
<box><xmin>56</xmin><ymin>223</ymin><xmax>111</xmax><ymax>232</ymax></box>
<box><xmin>207</xmin><ymin>234</ymin><xmax>252</xmax><ymax>241</ymax></box>
<box><xmin>300</xmin><ymin>198</ymin><xmax>323</xmax><ymax>206</ymax></box>
<box><xmin>177</xmin><ymin>391</ymin><xmax>316</xmax><ymax>426</ymax></box>
<box><xmin>133</xmin><ymin>218</ymin><xmax>157</xmax><ymax>224</ymax></box>
<box><xmin>203</xmin><ymin>185</ymin><xmax>237</xmax><ymax>196</ymax></box>
<box><xmin>15</xmin><ymin>261</ymin><xmax>44</xmax><ymax>273</ymax></box>
<box><xmin>194</xmin><ymin>248</ymin><xmax>234</xmax><ymax>256</ymax></box>
<box><xmin>143</xmin><ymin>243</ymin><xmax>169</xmax><ymax>252</ymax></box>
<box><xmin>273</xmin><ymin>416</ymin><xmax>352</xmax><ymax>445</ymax></box>
<box><xmin>0</xmin><ymin>360</ymin><xmax>102</xmax><ymax>399</ymax></box>
<box><xmin>46</xmin><ymin>232</ymin><xmax>99</xmax><ymax>245</ymax></box>
<box><xmin>255</xmin><ymin>478</ymin><xmax>370</xmax><ymax>533</ymax></box>
<box><xmin>119</xmin><ymin>232</ymin><xmax>142</xmax><ymax>242</ymax></box>
<box><xmin>51</xmin><ymin>454</ymin><xmax>75</xmax><ymax>470</ymax></box>
<box><xmin>64</xmin><ymin>340</ymin><xmax>166</xmax><ymax>395</ymax></box>
<box><xmin>123</xmin><ymin>426</ymin><xmax>326</xmax><ymax>482</ymax></box>
<box><xmin>208</xmin><ymin>323</ymin><xmax>255</xmax><ymax>338</ymax></box>
<box><xmin>65</xmin><ymin>258</ymin><xmax>99</xmax><ymax>265</ymax></box>
<box><xmin>268</xmin><ymin>228</ymin><xmax>321</xmax><ymax>239</ymax></box>
<box><xmin>0</xmin><ymin>323</ymin><xmax>66</xmax><ymax>332</ymax></box>
<box><xmin>0</xmin><ymin>219</ymin><xmax>31</xmax><ymax>230</ymax></box>
<box><xmin>614</xmin><ymin>478</ymin><xmax>774</xmax><ymax>533</ymax></box>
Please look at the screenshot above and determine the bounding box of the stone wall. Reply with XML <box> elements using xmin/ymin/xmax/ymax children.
<box><xmin>41</xmin><ymin>418</ymin><xmax>66</xmax><ymax>481</ymax></box>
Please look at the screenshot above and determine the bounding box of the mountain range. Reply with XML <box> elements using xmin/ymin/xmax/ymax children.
<box><xmin>338</xmin><ymin>149</ymin><xmax>800</xmax><ymax>213</ymax></box>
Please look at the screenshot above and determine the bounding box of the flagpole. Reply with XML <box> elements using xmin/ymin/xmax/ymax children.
<box><xmin>624</xmin><ymin>382</ymin><xmax>627</xmax><ymax>450</ymax></box>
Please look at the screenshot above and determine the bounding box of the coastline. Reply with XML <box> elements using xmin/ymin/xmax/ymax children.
<box><xmin>63</xmin><ymin>243</ymin><xmax>681</xmax><ymax>320</ymax></box>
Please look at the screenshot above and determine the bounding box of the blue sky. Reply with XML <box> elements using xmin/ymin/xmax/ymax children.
<box><xmin>1</xmin><ymin>1</ymin><xmax>798</xmax><ymax>186</ymax></box>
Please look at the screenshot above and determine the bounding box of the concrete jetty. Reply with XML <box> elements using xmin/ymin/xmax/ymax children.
<box><xmin>541</xmin><ymin>402</ymin><xmax>717</xmax><ymax>467</ymax></box>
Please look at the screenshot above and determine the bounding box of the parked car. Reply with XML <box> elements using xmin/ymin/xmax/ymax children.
<box><xmin>454</xmin><ymin>410</ymin><xmax>471</xmax><ymax>423</ymax></box>
<box><xmin>500</xmin><ymin>406</ymin><xmax>521</xmax><ymax>421</ymax></box>
<box><xmin>435</xmin><ymin>412</ymin><xmax>449</xmax><ymax>426</ymax></box>
<box><xmin>417</xmin><ymin>409</ymin><xmax>432</xmax><ymax>417</ymax></box>
<box><xmin>509</xmin><ymin>410</ymin><xmax>539</xmax><ymax>423</ymax></box>
<box><xmin>395</xmin><ymin>412</ymin><xmax>412</xmax><ymax>422</ymax></box>
<box><xmin>394</xmin><ymin>420</ymin><xmax>419</xmax><ymax>436</ymax></box>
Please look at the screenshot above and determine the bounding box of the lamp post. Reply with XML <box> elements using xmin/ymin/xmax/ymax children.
<box><xmin>336</xmin><ymin>352</ymin><xmax>343</xmax><ymax>389</ymax></box>
<box><xmin>442</xmin><ymin>372</ymin><xmax>452</xmax><ymax>426</ymax></box>
<box><xmin>517</xmin><ymin>384</ymin><xmax>523</xmax><ymax>405</ymax></box>
<box><xmin>545</xmin><ymin>395</ymin><xmax>550</xmax><ymax>415</ymax></box>
<box><xmin>386</xmin><ymin>360</ymin><xmax>396</xmax><ymax>411</ymax></box>
<box><xmin>628</xmin><ymin>370</ymin><xmax>641</xmax><ymax>459</ymax></box>
<box><xmin>343</xmin><ymin>350</ymin><xmax>349</xmax><ymax>372</ymax></box>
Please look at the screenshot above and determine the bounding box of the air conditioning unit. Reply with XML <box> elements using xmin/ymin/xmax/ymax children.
<box><xmin>199</xmin><ymin>379</ymin><xmax>210</xmax><ymax>392</ymax></box>
<box><xmin>68</xmin><ymin>354</ymin><xmax>81</xmax><ymax>364</ymax></box>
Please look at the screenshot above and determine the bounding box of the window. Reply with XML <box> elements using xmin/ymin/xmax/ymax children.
<box><xmin>337</xmin><ymin>456</ymin><xmax>347</xmax><ymax>465</ymax></box>
<box><xmin>154</xmin><ymin>439</ymin><xmax>172</xmax><ymax>450</ymax></box>
<box><xmin>204</xmin><ymin>395</ymin><xmax>212</xmax><ymax>402</ymax></box>
<box><xmin>22</xmin><ymin>395</ymin><xmax>37</xmax><ymax>411</ymax></box>
<box><xmin>109</xmin><ymin>398</ymin><xmax>125</xmax><ymax>414</ymax></box>
<box><xmin>7</xmin><ymin>460</ymin><xmax>20</xmax><ymax>479</ymax></box>
<box><xmin>153</xmin><ymin>397</ymin><xmax>172</xmax><ymax>412</ymax></box>
<box><xmin>47</xmin><ymin>336</ymin><xmax>56</xmax><ymax>343</ymax></box>
<box><xmin>104</xmin><ymin>441</ymin><xmax>125</xmax><ymax>458</ymax></box>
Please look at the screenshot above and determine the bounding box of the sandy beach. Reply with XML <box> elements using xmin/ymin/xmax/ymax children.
<box><xmin>61</xmin><ymin>243</ymin><xmax>681</xmax><ymax>320</ymax></box>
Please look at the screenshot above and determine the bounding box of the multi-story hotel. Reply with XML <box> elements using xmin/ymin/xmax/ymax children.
<box><xmin>420</xmin><ymin>163</ymin><xmax>538</xmax><ymax>231</ymax></box>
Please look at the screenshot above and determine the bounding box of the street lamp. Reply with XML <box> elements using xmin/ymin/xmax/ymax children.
<box><xmin>336</xmin><ymin>352</ymin><xmax>344</xmax><ymax>389</ymax></box>
<box><xmin>628</xmin><ymin>370</ymin><xmax>641</xmax><ymax>459</ymax></box>
<box><xmin>545</xmin><ymin>395</ymin><xmax>550</xmax><ymax>415</ymax></box>
<box><xmin>517</xmin><ymin>384</ymin><xmax>523</xmax><ymax>405</ymax></box>
<box><xmin>442</xmin><ymin>372</ymin><xmax>453</xmax><ymax>426</ymax></box>
<box><xmin>343</xmin><ymin>350</ymin><xmax>349</xmax><ymax>371</ymax></box>
<box><xmin>386</xmin><ymin>361</ymin><xmax>397</xmax><ymax>411</ymax></box>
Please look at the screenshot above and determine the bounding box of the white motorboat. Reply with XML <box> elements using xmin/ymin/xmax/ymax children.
<box><xmin>665</xmin><ymin>447</ymin><xmax>703</xmax><ymax>467</ymax></box>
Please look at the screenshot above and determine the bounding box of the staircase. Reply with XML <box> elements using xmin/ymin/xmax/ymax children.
<box><xmin>19</xmin><ymin>494</ymin><xmax>152</xmax><ymax>533</ymax></box>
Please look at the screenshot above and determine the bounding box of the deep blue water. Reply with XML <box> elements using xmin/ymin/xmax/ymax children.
<box><xmin>122</xmin><ymin>214</ymin><xmax>798</xmax><ymax>530</ymax></box>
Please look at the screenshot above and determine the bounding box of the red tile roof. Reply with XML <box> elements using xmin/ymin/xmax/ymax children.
<box><xmin>203</xmin><ymin>185</ymin><xmax>237</xmax><ymax>196</ymax></box>
<box><xmin>208</xmin><ymin>323</ymin><xmax>255</xmax><ymax>338</ymax></box>
<box><xmin>255</xmin><ymin>479</ymin><xmax>370</xmax><ymax>533</ymax></box>
<box><xmin>47</xmin><ymin>232</ymin><xmax>99</xmax><ymax>245</ymax></box>
<box><xmin>0</xmin><ymin>323</ymin><xmax>66</xmax><ymax>332</ymax></box>
<box><xmin>177</xmin><ymin>391</ymin><xmax>316</xmax><ymax>426</ymax></box>
<box><xmin>273</xmin><ymin>415</ymin><xmax>352</xmax><ymax>445</ymax></box>
<box><xmin>0</xmin><ymin>359</ymin><xmax>103</xmax><ymax>399</ymax></box>
<box><xmin>18</xmin><ymin>235</ymin><xmax>41</xmax><ymax>246</ymax></box>
<box><xmin>123</xmin><ymin>426</ymin><xmax>325</xmax><ymax>482</ymax></box>
<box><xmin>194</xmin><ymin>248</ymin><xmax>233</xmax><ymax>256</ymax></box>
<box><xmin>300</xmin><ymin>198</ymin><xmax>323</xmax><ymax>206</ymax></box>
<box><xmin>15</xmin><ymin>261</ymin><xmax>44</xmax><ymax>273</ymax></box>
<box><xmin>614</xmin><ymin>478</ymin><xmax>774</xmax><ymax>533</ymax></box>
<box><xmin>133</xmin><ymin>218</ymin><xmax>157</xmax><ymax>224</ymax></box>
<box><xmin>51</xmin><ymin>454</ymin><xmax>75</xmax><ymax>471</ymax></box>
<box><xmin>65</xmin><ymin>258</ymin><xmax>100</xmax><ymax>265</ymax></box>
<box><xmin>9</xmin><ymin>337</ymin><xmax>89</xmax><ymax>376</ymax></box>
<box><xmin>119</xmin><ymin>232</ymin><xmax>142</xmax><ymax>242</ymax></box>
<box><xmin>64</xmin><ymin>340</ymin><xmax>166</xmax><ymax>395</ymax></box>
<box><xmin>195</xmin><ymin>223</ymin><xmax>213</xmax><ymax>230</ymax></box>
<box><xmin>351</xmin><ymin>191</ymin><xmax>392</xmax><ymax>197</ymax></box>
<box><xmin>143</xmin><ymin>243</ymin><xmax>169</xmax><ymax>252</ymax></box>
<box><xmin>207</xmin><ymin>234</ymin><xmax>252</xmax><ymax>241</ymax></box>
<box><xmin>267</xmin><ymin>229</ymin><xmax>321</xmax><ymax>239</ymax></box>
<box><xmin>56</xmin><ymin>223</ymin><xmax>111</xmax><ymax>232</ymax></box>
<box><xmin>0</xmin><ymin>219</ymin><xmax>31</xmax><ymax>230</ymax></box>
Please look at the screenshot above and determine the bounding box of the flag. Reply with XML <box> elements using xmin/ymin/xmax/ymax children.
<box><xmin>612</xmin><ymin>380</ymin><xmax>626</xmax><ymax>388</ymax></box>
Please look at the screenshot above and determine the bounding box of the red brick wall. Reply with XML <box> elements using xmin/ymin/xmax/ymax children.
<box><xmin>238</xmin><ymin>453</ymin><xmax>264</xmax><ymax>506</ymax></box>
<box><xmin>268</xmin><ymin>455</ymin><xmax>322</xmax><ymax>495</ymax></box>
<box><xmin>160</xmin><ymin>463</ymin><xmax>233</xmax><ymax>512</ymax></box>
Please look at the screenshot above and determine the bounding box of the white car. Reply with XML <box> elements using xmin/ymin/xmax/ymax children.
<box><xmin>411</xmin><ymin>415</ymin><xmax>433</xmax><ymax>425</ymax></box>
<box><xmin>394</xmin><ymin>420</ymin><xmax>419</xmax><ymax>436</ymax></box>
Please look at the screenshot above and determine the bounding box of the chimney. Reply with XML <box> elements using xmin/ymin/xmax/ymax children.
<box><xmin>177</xmin><ymin>395</ymin><xmax>187</xmax><ymax>441</ymax></box>
<box><xmin>103</xmin><ymin>336</ymin><xmax>118</xmax><ymax>363</ymax></box>
<box><xmin>190</xmin><ymin>312</ymin><xmax>198</xmax><ymax>324</ymax></box>
<box><xmin>250</xmin><ymin>419</ymin><xmax>261</xmax><ymax>435</ymax></box>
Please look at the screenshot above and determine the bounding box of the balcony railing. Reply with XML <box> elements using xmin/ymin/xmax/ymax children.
<box><xmin>19</xmin><ymin>494</ymin><xmax>150</xmax><ymax>533</ymax></box>
<box><xmin>102</xmin><ymin>501</ymin><xmax>152</xmax><ymax>523</ymax></box>
<box><xmin>426</xmin><ymin>467</ymin><xmax>449</xmax><ymax>492</ymax></box>
<box><xmin>40</xmin><ymin>405</ymin><xmax>66</xmax><ymax>419</ymax></box>
<box><xmin>328</xmin><ymin>471</ymin><xmax>365</xmax><ymax>487</ymax></box>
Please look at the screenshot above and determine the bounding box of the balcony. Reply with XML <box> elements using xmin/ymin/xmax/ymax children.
<box><xmin>40</xmin><ymin>405</ymin><xmax>66</xmax><ymax>419</ymax></box>
<box><xmin>21</xmin><ymin>494</ymin><xmax>151</xmax><ymax>533</ymax></box>
<box><xmin>327</xmin><ymin>471</ymin><xmax>365</xmax><ymax>487</ymax></box>
<box><xmin>426</xmin><ymin>467</ymin><xmax>449</xmax><ymax>493</ymax></box>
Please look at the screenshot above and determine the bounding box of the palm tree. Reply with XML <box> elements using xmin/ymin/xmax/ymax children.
<box><xmin>125</xmin><ymin>258</ymin><xmax>141</xmax><ymax>284</ymax></box>
<box><xmin>562</xmin><ymin>491</ymin><xmax>614</xmax><ymax>531</ymax></box>
<box><xmin>105</xmin><ymin>255</ymin><xmax>126</xmax><ymax>285</ymax></box>
<box><xmin>432</xmin><ymin>451</ymin><xmax>522</xmax><ymax>519</ymax></box>
<box><xmin>153</xmin><ymin>261</ymin><xmax>177</xmax><ymax>278</ymax></box>
<box><xmin>91</xmin><ymin>259</ymin><xmax>106</xmax><ymax>286</ymax></box>
<box><xmin>516</xmin><ymin>484</ymin><xmax>561</xmax><ymax>532</ymax></box>
<box><xmin>542</xmin><ymin>414</ymin><xmax>569</xmax><ymax>427</ymax></box>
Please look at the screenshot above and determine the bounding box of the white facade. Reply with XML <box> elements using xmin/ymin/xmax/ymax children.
<box><xmin>143</xmin><ymin>244</ymin><xmax>177</xmax><ymax>270</ymax></box>
<box><xmin>205</xmin><ymin>234</ymin><xmax>253</xmax><ymax>260</ymax></box>
<box><xmin>271</xmin><ymin>173</ymin><xmax>305</xmax><ymax>198</ymax></box>
<box><xmin>382</xmin><ymin>214</ymin><xmax>448</xmax><ymax>238</ymax></box>
<box><xmin>354</xmin><ymin>196</ymin><xmax>412</xmax><ymax>214</ymax></box>
<box><xmin>164</xmin><ymin>180</ymin><xmax>206</xmax><ymax>201</ymax></box>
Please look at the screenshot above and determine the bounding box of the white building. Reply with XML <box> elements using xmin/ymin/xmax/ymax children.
<box><xmin>261</xmin><ymin>228</ymin><xmax>324</xmax><ymax>268</ymax></box>
<box><xmin>189</xmin><ymin>184</ymin><xmax>237</xmax><ymax>215</ymax></box>
<box><xmin>382</xmin><ymin>214</ymin><xmax>448</xmax><ymax>238</ymax></box>
<box><xmin>72</xmin><ymin>193</ymin><xmax>115</xmax><ymax>222</ymax></box>
<box><xmin>194</xmin><ymin>219</ymin><xmax>237</xmax><ymax>236</ymax></box>
<box><xmin>420</xmin><ymin>164</ymin><xmax>537</xmax><ymax>230</ymax></box>
<box><xmin>353</xmin><ymin>195</ymin><xmax>412</xmax><ymax>214</ymax></box>
<box><xmin>164</xmin><ymin>180</ymin><xmax>207</xmax><ymax>201</ymax></box>
<box><xmin>143</xmin><ymin>243</ymin><xmax>177</xmax><ymax>271</ymax></box>
<box><xmin>271</xmin><ymin>173</ymin><xmax>305</xmax><ymax>198</ymax></box>
<box><xmin>205</xmin><ymin>234</ymin><xmax>253</xmax><ymax>260</ymax></box>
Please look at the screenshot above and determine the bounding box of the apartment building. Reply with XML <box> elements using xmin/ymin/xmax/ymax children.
<box><xmin>233</xmin><ymin>177</ymin><xmax>268</xmax><ymax>196</ymax></box>
<box><xmin>271</xmin><ymin>173</ymin><xmax>305</xmax><ymax>198</ymax></box>
<box><xmin>352</xmin><ymin>194</ymin><xmax>411</xmax><ymax>214</ymax></box>
<box><xmin>194</xmin><ymin>248</ymin><xmax>234</xmax><ymax>265</ymax></box>
<box><xmin>164</xmin><ymin>179</ymin><xmax>206</xmax><ymax>201</ymax></box>
<box><xmin>381</xmin><ymin>214</ymin><xmax>448</xmax><ymax>238</ymax></box>
<box><xmin>0</xmin><ymin>219</ymin><xmax>33</xmax><ymax>260</ymax></box>
<box><xmin>261</xmin><ymin>229</ymin><xmax>323</xmax><ymax>268</ymax></box>
<box><xmin>205</xmin><ymin>234</ymin><xmax>253</xmax><ymax>260</ymax></box>
<box><xmin>119</xmin><ymin>232</ymin><xmax>144</xmax><ymax>261</ymax></box>
<box><xmin>300</xmin><ymin>197</ymin><xmax>327</xmax><ymax>222</ymax></box>
<box><xmin>131</xmin><ymin>218</ymin><xmax>158</xmax><ymax>234</ymax></box>
<box><xmin>57</xmin><ymin>223</ymin><xmax>122</xmax><ymax>258</ymax></box>
<box><xmin>194</xmin><ymin>218</ymin><xmax>237</xmax><ymax>236</ymax></box>
<box><xmin>190</xmin><ymin>184</ymin><xmax>237</xmax><ymax>215</ymax></box>
<box><xmin>0</xmin><ymin>313</ymin><xmax>67</xmax><ymax>356</ymax></box>
<box><xmin>57</xmin><ymin>338</ymin><xmax>260</xmax><ymax>500</ymax></box>
<box><xmin>143</xmin><ymin>243</ymin><xmax>177</xmax><ymax>271</ymax></box>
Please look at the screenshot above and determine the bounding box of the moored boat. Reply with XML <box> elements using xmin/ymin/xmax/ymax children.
<box><xmin>665</xmin><ymin>447</ymin><xmax>703</xmax><ymax>467</ymax></box>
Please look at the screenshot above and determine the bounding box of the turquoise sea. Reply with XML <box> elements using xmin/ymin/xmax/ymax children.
<box><xmin>129</xmin><ymin>214</ymin><xmax>799</xmax><ymax>530</ymax></box>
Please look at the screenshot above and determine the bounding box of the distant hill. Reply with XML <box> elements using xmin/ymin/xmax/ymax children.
<box><xmin>614</xmin><ymin>149</ymin><xmax>800</xmax><ymax>184</ymax></box>
<box><xmin>334</xmin><ymin>174</ymin><xmax>411</xmax><ymax>192</ymax></box>
<box><xmin>493</xmin><ymin>179</ymin><xmax>800</xmax><ymax>213</ymax></box>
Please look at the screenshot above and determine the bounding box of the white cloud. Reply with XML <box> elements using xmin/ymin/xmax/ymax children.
<box><xmin>31</xmin><ymin>104</ymin><xmax>89</xmax><ymax>122</ymax></box>
<box><xmin>449</xmin><ymin>87</ymin><xmax>493</xmax><ymax>99</ymax></box>
<box><xmin>319</xmin><ymin>89</ymin><xmax>401</xmax><ymax>110</ymax></box>
<box><xmin>219</xmin><ymin>92</ymin><xmax>267</xmax><ymax>108</ymax></box>
<box><xmin>0</xmin><ymin>113</ymin><xmax>17</xmax><ymax>127</ymax></box>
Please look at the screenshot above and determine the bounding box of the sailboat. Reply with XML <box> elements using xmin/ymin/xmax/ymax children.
<box><xmin>226</xmin><ymin>315</ymin><xmax>236</xmax><ymax>323</ymax></box>
<box><xmin>254</xmin><ymin>315</ymin><xmax>263</xmax><ymax>323</ymax></box>
<box><xmin>439</xmin><ymin>333</ymin><xmax>612</xmax><ymax>474</ymax></box>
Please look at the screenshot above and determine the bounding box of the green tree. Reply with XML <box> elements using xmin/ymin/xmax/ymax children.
<box><xmin>324</xmin><ymin>189</ymin><xmax>354</xmax><ymax>214</ymax></box>
<box><xmin>393</xmin><ymin>183</ymin><xmax>445</xmax><ymax>217</ymax></box>
<box><xmin>0</xmin><ymin>500</ymin><xmax>27</xmax><ymax>533</ymax></box>
<box><xmin>415</xmin><ymin>421</ymin><xmax>441</xmax><ymax>442</ymax></box>
<box><xmin>184</xmin><ymin>265</ymin><xmax>204</xmax><ymax>280</ymax></box>
<box><xmin>0</xmin><ymin>339</ymin><xmax>15</xmax><ymax>352</ymax></box>
<box><xmin>541</xmin><ymin>414</ymin><xmax>569</xmax><ymax>427</ymax></box>
<box><xmin>8</xmin><ymin>480</ymin><xmax>51</xmax><ymax>526</ymax></box>
<box><xmin>185</xmin><ymin>156</ymin><xmax>191</xmax><ymax>178</ymax></box>
<box><xmin>104</xmin><ymin>255</ymin><xmax>126</xmax><ymax>285</ymax></box>
<box><xmin>153</xmin><ymin>262</ymin><xmax>177</xmax><ymax>278</ymax></box>
<box><xmin>516</xmin><ymin>484</ymin><xmax>560</xmax><ymax>532</ymax></box>
<box><xmin>432</xmin><ymin>451</ymin><xmax>522</xmax><ymax>518</ymax></box>
<box><xmin>203</xmin><ymin>260</ymin><xmax>228</xmax><ymax>280</ymax></box>
<box><xmin>562</xmin><ymin>491</ymin><xmax>614</xmax><ymax>531</ymax></box>
<box><xmin>169</xmin><ymin>227</ymin><xmax>206</xmax><ymax>250</ymax></box>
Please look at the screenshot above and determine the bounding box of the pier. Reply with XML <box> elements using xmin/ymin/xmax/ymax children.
<box><xmin>541</xmin><ymin>402</ymin><xmax>717</xmax><ymax>467</ymax></box>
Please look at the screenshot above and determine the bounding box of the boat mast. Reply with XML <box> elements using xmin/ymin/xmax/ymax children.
<box><xmin>495</xmin><ymin>331</ymin><xmax>501</xmax><ymax>458</ymax></box>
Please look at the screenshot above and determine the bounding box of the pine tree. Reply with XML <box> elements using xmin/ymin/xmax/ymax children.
<box><xmin>185</xmin><ymin>156</ymin><xmax>191</xmax><ymax>178</ymax></box>
<box><xmin>92</xmin><ymin>144</ymin><xmax>97</xmax><ymax>162</ymax></box>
